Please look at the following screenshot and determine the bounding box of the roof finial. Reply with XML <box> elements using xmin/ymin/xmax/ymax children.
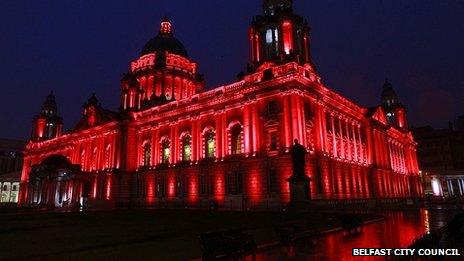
<box><xmin>263</xmin><ymin>0</ymin><xmax>293</xmax><ymax>15</ymax></box>
<box><xmin>160</xmin><ymin>17</ymin><xmax>172</xmax><ymax>35</ymax></box>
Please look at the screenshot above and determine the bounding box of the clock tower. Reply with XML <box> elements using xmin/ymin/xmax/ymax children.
<box><xmin>249</xmin><ymin>0</ymin><xmax>313</xmax><ymax>67</ymax></box>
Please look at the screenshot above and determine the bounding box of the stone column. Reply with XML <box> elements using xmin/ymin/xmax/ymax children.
<box><xmin>243</xmin><ymin>103</ymin><xmax>251</xmax><ymax>155</ymax></box>
<box><xmin>352</xmin><ymin>122</ymin><xmax>358</xmax><ymax>162</ymax></box>
<box><xmin>357</xmin><ymin>125</ymin><xmax>364</xmax><ymax>163</ymax></box>
<box><xmin>170</xmin><ymin>124</ymin><xmax>176</xmax><ymax>164</ymax></box>
<box><xmin>291</xmin><ymin>94</ymin><xmax>301</xmax><ymax>144</ymax></box>
<box><xmin>221</xmin><ymin>113</ymin><xmax>227</xmax><ymax>158</ymax></box>
<box><xmin>190</xmin><ymin>117</ymin><xmax>198</xmax><ymax>162</ymax></box>
<box><xmin>345</xmin><ymin>120</ymin><xmax>352</xmax><ymax>161</ymax></box>
<box><xmin>338</xmin><ymin>116</ymin><xmax>345</xmax><ymax>159</ymax></box>
<box><xmin>251</xmin><ymin>102</ymin><xmax>260</xmax><ymax>155</ymax></box>
<box><xmin>331</xmin><ymin>113</ymin><xmax>337</xmax><ymax>157</ymax></box>
<box><xmin>314</xmin><ymin>103</ymin><xmax>327</xmax><ymax>153</ymax></box>
<box><xmin>458</xmin><ymin>178</ymin><xmax>464</xmax><ymax>196</ymax></box>
<box><xmin>295</xmin><ymin>94</ymin><xmax>306</xmax><ymax>147</ymax></box>
<box><xmin>282</xmin><ymin>94</ymin><xmax>292</xmax><ymax>151</ymax></box>
<box><xmin>196</xmin><ymin>118</ymin><xmax>202</xmax><ymax>160</ymax></box>
<box><xmin>151</xmin><ymin>128</ymin><xmax>158</xmax><ymax>166</ymax></box>
<box><xmin>447</xmin><ymin>179</ymin><xmax>454</xmax><ymax>196</ymax></box>
<box><xmin>215</xmin><ymin>112</ymin><xmax>223</xmax><ymax>159</ymax></box>
<box><xmin>461</xmin><ymin>179</ymin><xmax>464</xmax><ymax>196</ymax></box>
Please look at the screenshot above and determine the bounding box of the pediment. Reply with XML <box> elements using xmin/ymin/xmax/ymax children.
<box><xmin>369</xmin><ymin>106</ymin><xmax>388</xmax><ymax>125</ymax></box>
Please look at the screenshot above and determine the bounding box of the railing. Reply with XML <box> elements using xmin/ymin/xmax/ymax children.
<box><xmin>116</xmin><ymin>196</ymin><xmax>424</xmax><ymax>212</ymax></box>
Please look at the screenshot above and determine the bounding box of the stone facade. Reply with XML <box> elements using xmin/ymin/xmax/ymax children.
<box><xmin>19</xmin><ymin>1</ymin><xmax>423</xmax><ymax>210</ymax></box>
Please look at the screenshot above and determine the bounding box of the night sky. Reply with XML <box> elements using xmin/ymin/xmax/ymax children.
<box><xmin>0</xmin><ymin>0</ymin><xmax>463</xmax><ymax>140</ymax></box>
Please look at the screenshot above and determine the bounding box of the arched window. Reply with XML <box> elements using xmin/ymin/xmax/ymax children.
<box><xmin>204</xmin><ymin>128</ymin><xmax>215</xmax><ymax>158</ymax></box>
<box><xmin>180</xmin><ymin>134</ymin><xmax>192</xmax><ymax>161</ymax></box>
<box><xmin>160</xmin><ymin>137</ymin><xmax>171</xmax><ymax>164</ymax></box>
<box><xmin>142</xmin><ymin>142</ymin><xmax>151</xmax><ymax>167</ymax></box>
<box><xmin>230</xmin><ymin>124</ymin><xmax>243</xmax><ymax>155</ymax></box>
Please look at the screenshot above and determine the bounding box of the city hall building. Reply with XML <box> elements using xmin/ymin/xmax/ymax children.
<box><xmin>19</xmin><ymin>0</ymin><xmax>423</xmax><ymax>209</ymax></box>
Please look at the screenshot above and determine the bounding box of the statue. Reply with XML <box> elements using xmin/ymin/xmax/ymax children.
<box><xmin>290</xmin><ymin>139</ymin><xmax>306</xmax><ymax>177</ymax></box>
<box><xmin>288</xmin><ymin>139</ymin><xmax>311</xmax><ymax>205</ymax></box>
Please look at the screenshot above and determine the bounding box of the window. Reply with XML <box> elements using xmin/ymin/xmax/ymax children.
<box><xmin>142</xmin><ymin>142</ymin><xmax>151</xmax><ymax>167</ymax></box>
<box><xmin>8</xmin><ymin>151</ymin><xmax>16</xmax><ymax>159</ymax></box>
<box><xmin>267</xmin><ymin>101</ymin><xmax>279</xmax><ymax>115</ymax></box>
<box><xmin>266</xmin><ymin>29</ymin><xmax>273</xmax><ymax>44</ymax></box>
<box><xmin>181</xmin><ymin>134</ymin><xmax>192</xmax><ymax>161</ymax></box>
<box><xmin>176</xmin><ymin>178</ymin><xmax>184</xmax><ymax>197</ymax></box>
<box><xmin>268</xmin><ymin>168</ymin><xmax>277</xmax><ymax>193</ymax></box>
<box><xmin>304</xmin><ymin>102</ymin><xmax>312</xmax><ymax>121</ymax></box>
<box><xmin>227</xmin><ymin>171</ymin><xmax>243</xmax><ymax>195</ymax></box>
<box><xmin>204</xmin><ymin>129</ymin><xmax>215</xmax><ymax>158</ymax></box>
<box><xmin>199</xmin><ymin>174</ymin><xmax>207</xmax><ymax>196</ymax></box>
<box><xmin>266</xmin><ymin>28</ymin><xmax>279</xmax><ymax>44</ymax></box>
<box><xmin>156</xmin><ymin>177</ymin><xmax>165</xmax><ymax>197</ymax></box>
<box><xmin>161</xmin><ymin>138</ymin><xmax>171</xmax><ymax>164</ymax></box>
<box><xmin>270</xmin><ymin>132</ymin><xmax>279</xmax><ymax>151</ymax></box>
<box><xmin>230</xmin><ymin>124</ymin><xmax>243</xmax><ymax>155</ymax></box>
<box><xmin>1</xmin><ymin>183</ymin><xmax>10</xmax><ymax>203</ymax></box>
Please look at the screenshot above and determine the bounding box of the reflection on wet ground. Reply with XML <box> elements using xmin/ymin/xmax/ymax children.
<box><xmin>250</xmin><ymin>209</ymin><xmax>461</xmax><ymax>261</ymax></box>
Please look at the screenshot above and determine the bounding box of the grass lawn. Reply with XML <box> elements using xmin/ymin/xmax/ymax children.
<box><xmin>0</xmin><ymin>209</ymin><xmax>380</xmax><ymax>260</ymax></box>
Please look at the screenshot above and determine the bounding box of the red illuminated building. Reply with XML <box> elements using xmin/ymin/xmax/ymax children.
<box><xmin>19</xmin><ymin>0</ymin><xmax>423</xmax><ymax>209</ymax></box>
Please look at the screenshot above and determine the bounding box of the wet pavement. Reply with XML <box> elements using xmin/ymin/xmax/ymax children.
<box><xmin>252</xmin><ymin>209</ymin><xmax>461</xmax><ymax>261</ymax></box>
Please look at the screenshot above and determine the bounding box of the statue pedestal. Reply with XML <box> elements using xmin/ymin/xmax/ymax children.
<box><xmin>288</xmin><ymin>139</ymin><xmax>311</xmax><ymax>210</ymax></box>
<box><xmin>287</xmin><ymin>175</ymin><xmax>311</xmax><ymax>208</ymax></box>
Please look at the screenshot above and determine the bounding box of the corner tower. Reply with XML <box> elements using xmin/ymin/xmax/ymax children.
<box><xmin>121</xmin><ymin>18</ymin><xmax>204</xmax><ymax>111</ymax></box>
<box><xmin>381</xmin><ymin>80</ymin><xmax>409</xmax><ymax>129</ymax></box>
<box><xmin>31</xmin><ymin>92</ymin><xmax>63</xmax><ymax>141</ymax></box>
<box><xmin>249</xmin><ymin>0</ymin><xmax>313</xmax><ymax>67</ymax></box>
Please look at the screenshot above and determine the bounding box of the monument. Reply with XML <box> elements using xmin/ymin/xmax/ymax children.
<box><xmin>288</xmin><ymin>139</ymin><xmax>311</xmax><ymax>206</ymax></box>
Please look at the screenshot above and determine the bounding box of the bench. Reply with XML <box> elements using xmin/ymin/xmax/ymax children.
<box><xmin>274</xmin><ymin>221</ymin><xmax>320</xmax><ymax>245</ymax></box>
<box><xmin>339</xmin><ymin>214</ymin><xmax>363</xmax><ymax>235</ymax></box>
<box><xmin>199</xmin><ymin>229</ymin><xmax>257</xmax><ymax>260</ymax></box>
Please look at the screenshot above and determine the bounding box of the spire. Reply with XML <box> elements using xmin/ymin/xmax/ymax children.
<box><xmin>86</xmin><ymin>93</ymin><xmax>100</xmax><ymax>107</ymax></box>
<box><xmin>381</xmin><ymin>79</ymin><xmax>398</xmax><ymax>106</ymax></box>
<box><xmin>380</xmin><ymin>80</ymin><xmax>409</xmax><ymax>129</ymax></box>
<box><xmin>42</xmin><ymin>91</ymin><xmax>58</xmax><ymax>114</ymax></box>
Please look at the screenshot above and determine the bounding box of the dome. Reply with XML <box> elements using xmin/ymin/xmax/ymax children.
<box><xmin>140</xmin><ymin>18</ymin><xmax>189</xmax><ymax>58</ymax></box>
